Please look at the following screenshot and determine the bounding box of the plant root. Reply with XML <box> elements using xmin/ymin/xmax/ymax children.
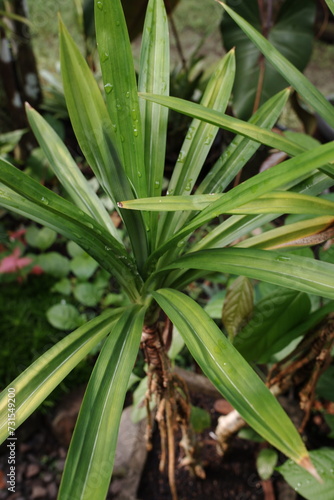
<box><xmin>141</xmin><ymin>319</ymin><xmax>204</xmax><ymax>500</ymax></box>
<box><xmin>215</xmin><ymin>314</ymin><xmax>334</xmax><ymax>453</ymax></box>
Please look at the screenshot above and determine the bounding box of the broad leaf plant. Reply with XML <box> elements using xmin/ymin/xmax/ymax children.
<box><xmin>1</xmin><ymin>0</ymin><xmax>334</xmax><ymax>498</ymax></box>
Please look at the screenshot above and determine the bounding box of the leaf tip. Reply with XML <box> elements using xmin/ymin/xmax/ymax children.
<box><xmin>117</xmin><ymin>202</ymin><xmax>124</xmax><ymax>208</ymax></box>
<box><xmin>215</xmin><ymin>0</ymin><xmax>226</xmax><ymax>8</ymax></box>
<box><xmin>298</xmin><ymin>455</ymin><xmax>323</xmax><ymax>483</ymax></box>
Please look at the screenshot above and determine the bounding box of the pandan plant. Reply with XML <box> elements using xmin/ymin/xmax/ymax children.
<box><xmin>1</xmin><ymin>0</ymin><xmax>334</xmax><ymax>498</ymax></box>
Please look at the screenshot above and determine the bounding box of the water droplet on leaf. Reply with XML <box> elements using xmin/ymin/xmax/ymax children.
<box><xmin>104</xmin><ymin>83</ymin><xmax>113</xmax><ymax>94</ymax></box>
<box><xmin>275</xmin><ymin>255</ymin><xmax>291</xmax><ymax>262</ymax></box>
<box><xmin>101</xmin><ymin>52</ymin><xmax>109</xmax><ymax>63</ymax></box>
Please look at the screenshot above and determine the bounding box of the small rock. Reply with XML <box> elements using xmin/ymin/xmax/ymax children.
<box><xmin>30</xmin><ymin>484</ymin><xmax>48</xmax><ymax>499</ymax></box>
<box><xmin>47</xmin><ymin>481</ymin><xmax>58</xmax><ymax>498</ymax></box>
<box><xmin>19</xmin><ymin>443</ymin><xmax>31</xmax><ymax>453</ymax></box>
<box><xmin>58</xmin><ymin>447</ymin><xmax>67</xmax><ymax>459</ymax></box>
<box><xmin>25</xmin><ymin>463</ymin><xmax>40</xmax><ymax>478</ymax></box>
<box><xmin>42</xmin><ymin>471</ymin><xmax>53</xmax><ymax>483</ymax></box>
<box><xmin>55</xmin><ymin>458</ymin><xmax>65</xmax><ymax>472</ymax></box>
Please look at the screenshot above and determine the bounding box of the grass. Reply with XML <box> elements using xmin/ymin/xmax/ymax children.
<box><xmin>0</xmin><ymin>275</ymin><xmax>63</xmax><ymax>385</ymax></box>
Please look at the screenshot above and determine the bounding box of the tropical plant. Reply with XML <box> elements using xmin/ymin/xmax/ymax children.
<box><xmin>1</xmin><ymin>0</ymin><xmax>334</xmax><ymax>498</ymax></box>
<box><xmin>220</xmin><ymin>0</ymin><xmax>316</xmax><ymax>119</ymax></box>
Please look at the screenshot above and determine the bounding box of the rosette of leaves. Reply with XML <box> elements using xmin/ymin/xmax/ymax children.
<box><xmin>0</xmin><ymin>0</ymin><xmax>334</xmax><ymax>498</ymax></box>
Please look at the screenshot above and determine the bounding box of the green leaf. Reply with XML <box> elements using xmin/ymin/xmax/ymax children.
<box><xmin>323</xmin><ymin>414</ymin><xmax>334</xmax><ymax>439</ymax></box>
<box><xmin>102</xmin><ymin>293</ymin><xmax>125</xmax><ymax>307</ymax></box>
<box><xmin>139</xmin><ymin>0</ymin><xmax>169</xmax><ymax>198</ymax></box>
<box><xmin>70</xmin><ymin>254</ymin><xmax>99</xmax><ymax>280</ymax></box>
<box><xmin>165</xmin><ymin>169</ymin><xmax>334</xmax><ymax>291</ymax></box>
<box><xmin>0</xmin><ymin>308</ymin><xmax>124</xmax><ymax>443</ymax></box>
<box><xmin>218</xmin><ymin>1</ymin><xmax>334</xmax><ymax>128</ymax></box>
<box><xmin>222</xmin><ymin>276</ymin><xmax>254</xmax><ymax>340</ymax></box>
<box><xmin>26</xmin><ymin>225</ymin><xmax>57</xmax><ymax>251</ymax></box>
<box><xmin>120</xmin><ymin>191</ymin><xmax>334</xmax><ymax>216</ymax></box>
<box><xmin>153</xmin><ymin>289</ymin><xmax>310</xmax><ymax>464</ymax></box>
<box><xmin>234</xmin><ymin>289</ymin><xmax>311</xmax><ymax>362</ymax></box>
<box><xmin>164</xmin><ymin>247</ymin><xmax>334</xmax><ymax>300</ymax></box>
<box><xmin>324</xmin><ymin>0</ymin><xmax>334</xmax><ymax>16</ymax></box>
<box><xmin>47</xmin><ymin>303</ymin><xmax>82</xmax><ymax>330</ymax></box>
<box><xmin>144</xmin><ymin>141</ymin><xmax>334</xmax><ymax>267</ymax></box>
<box><xmin>278</xmin><ymin>448</ymin><xmax>334</xmax><ymax>499</ymax></box>
<box><xmin>59</xmin><ymin>17</ymin><xmax>148</xmax><ymax>270</ymax></box>
<box><xmin>0</xmin><ymin>129</ymin><xmax>27</xmax><ymax>155</ymax></box>
<box><xmin>37</xmin><ymin>252</ymin><xmax>70</xmax><ymax>278</ymax></box>
<box><xmin>190</xmin><ymin>405</ymin><xmax>211</xmax><ymax>433</ymax></box>
<box><xmin>204</xmin><ymin>290</ymin><xmax>226</xmax><ymax>319</ymax></box>
<box><xmin>131</xmin><ymin>375</ymin><xmax>156</xmax><ymax>424</ymax></box>
<box><xmin>198</xmin><ymin>88</ymin><xmax>291</xmax><ymax>195</ymax></box>
<box><xmin>238</xmin><ymin>216</ymin><xmax>334</xmax><ymax>250</ymax></box>
<box><xmin>221</xmin><ymin>0</ymin><xmax>315</xmax><ymax>119</ymax></box>
<box><xmin>320</xmin><ymin>244</ymin><xmax>334</xmax><ymax>264</ymax></box>
<box><xmin>270</xmin><ymin>301</ymin><xmax>334</xmax><ymax>362</ymax></box>
<box><xmin>139</xmin><ymin>93</ymin><xmax>304</xmax><ymax>157</ymax></box>
<box><xmin>0</xmin><ymin>159</ymin><xmax>142</xmax><ymax>301</ymax></box>
<box><xmin>67</xmin><ymin>240</ymin><xmax>86</xmax><ymax>258</ymax></box>
<box><xmin>73</xmin><ymin>283</ymin><xmax>104</xmax><ymax>307</ymax></box>
<box><xmin>51</xmin><ymin>278</ymin><xmax>72</xmax><ymax>295</ymax></box>
<box><xmin>316</xmin><ymin>366</ymin><xmax>334</xmax><ymax>402</ymax></box>
<box><xmin>238</xmin><ymin>427</ymin><xmax>265</xmax><ymax>443</ymax></box>
<box><xmin>256</xmin><ymin>448</ymin><xmax>278</xmax><ymax>480</ymax></box>
<box><xmin>94</xmin><ymin>0</ymin><xmax>147</xmax><ymax>199</ymax></box>
<box><xmin>139</xmin><ymin>0</ymin><xmax>170</xmax><ymax>249</ymax></box>
<box><xmin>168</xmin><ymin>326</ymin><xmax>185</xmax><ymax>361</ymax></box>
<box><xmin>159</xmin><ymin>49</ymin><xmax>236</xmax><ymax>246</ymax></box>
<box><xmin>26</xmin><ymin>105</ymin><xmax>120</xmax><ymax>241</ymax></box>
<box><xmin>168</xmin><ymin>51</ymin><xmax>235</xmax><ymax>195</ymax></box>
<box><xmin>58</xmin><ymin>305</ymin><xmax>145</xmax><ymax>500</ymax></box>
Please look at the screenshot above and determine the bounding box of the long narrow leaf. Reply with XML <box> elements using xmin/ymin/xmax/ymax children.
<box><xmin>0</xmin><ymin>159</ymin><xmax>142</xmax><ymax>300</ymax></box>
<box><xmin>197</xmin><ymin>88</ymin><xmax>291</xmax><ymax>195</ymax></box>
<box><xmin>95</xmin><ymin>0</ymin><xmax>147</xmax><ymax>198</ymax></box>
<box><xmin>238</xmin><ymin>216</ymin><xmax>334</xmax><ymax>250</ymax></box>
<box><xmin>325</xmin><ymin>0</ymin><xmax>334</xmax><ymax>15</ymax></box>
<box><xmin>0</xmin><ymin>308</ymin><xmax>123</xmax><ymax>444</ymax></box>
<box><xmin>218</xmin><ymin>1</ymin><xmax>334</xmax><ymax>128</ymax></box>
<box><xmin>58</xmin><ymin>305</ymin><xmax>145</xmax><ymax>500</ymax></box>
<box><xmin>163</xmin><ymin>171</ymin><xmax>334</xmax><ymax>289</ymax></box>
<box><xmin>119</xmin><ymin>191</ymin><xmax>334</xmax><ymax>215</ymax></box>
<box><xmin>144</xmin><ymin>142</ymin><xmax>334</xmax><ymax>268</ymax></box>
<box><xmin>153</xmin><ymin>289</ymin><xmax>312</xmax><ymax>468</ymax></box>
<box><xmin>164</xmin><ymin>248</ymin><xmax>334</xmax><ymax>299</ymax></box>
<box><xmin>159</xmin><ymin>50</ymin><xmax>236</xmax><ymax>243</ymax></box>
<box><xmin>139</xmin><ymin>0</ymin><xmax>169</xmax><ymax>198</ymax></box>
<box><xmin>139</xmin><ymin>0</ymin><xmax>170</xmax><ymax>249</ymax></box>
<box><xmin>26</xmin><ymin>104</ymin><xmax>121</xmax><ymax>242</ymax></box>
<box><xmin>59</xmin><ymin>18</ymin><xmax>148</xmax><ymax>270</ymax></box>
<box><xmin>191</xmin><ymin>171</ymin><xmax>334</xmax><ymax>253</ymax></box>
<box><xmin>140</xmin><ymin>93</ymin><xmax>334</xmax><ymax>180</ymax></box>
<box><xmin>168</xmin><ymin>50</ymin><xmax>235</xmax><ymax>198</ymax></box>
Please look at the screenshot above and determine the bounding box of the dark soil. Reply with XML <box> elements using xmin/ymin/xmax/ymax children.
<box><xmin>138</xmin><ymin>429</ymin><xmax>266</xmax><ymax>500</ymax></box>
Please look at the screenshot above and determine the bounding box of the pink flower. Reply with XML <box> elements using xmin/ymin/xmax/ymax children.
<box><xmin>0</xmin><ymin>247</ymin><xmax>32</xmax><ymax>273</ymax></box>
